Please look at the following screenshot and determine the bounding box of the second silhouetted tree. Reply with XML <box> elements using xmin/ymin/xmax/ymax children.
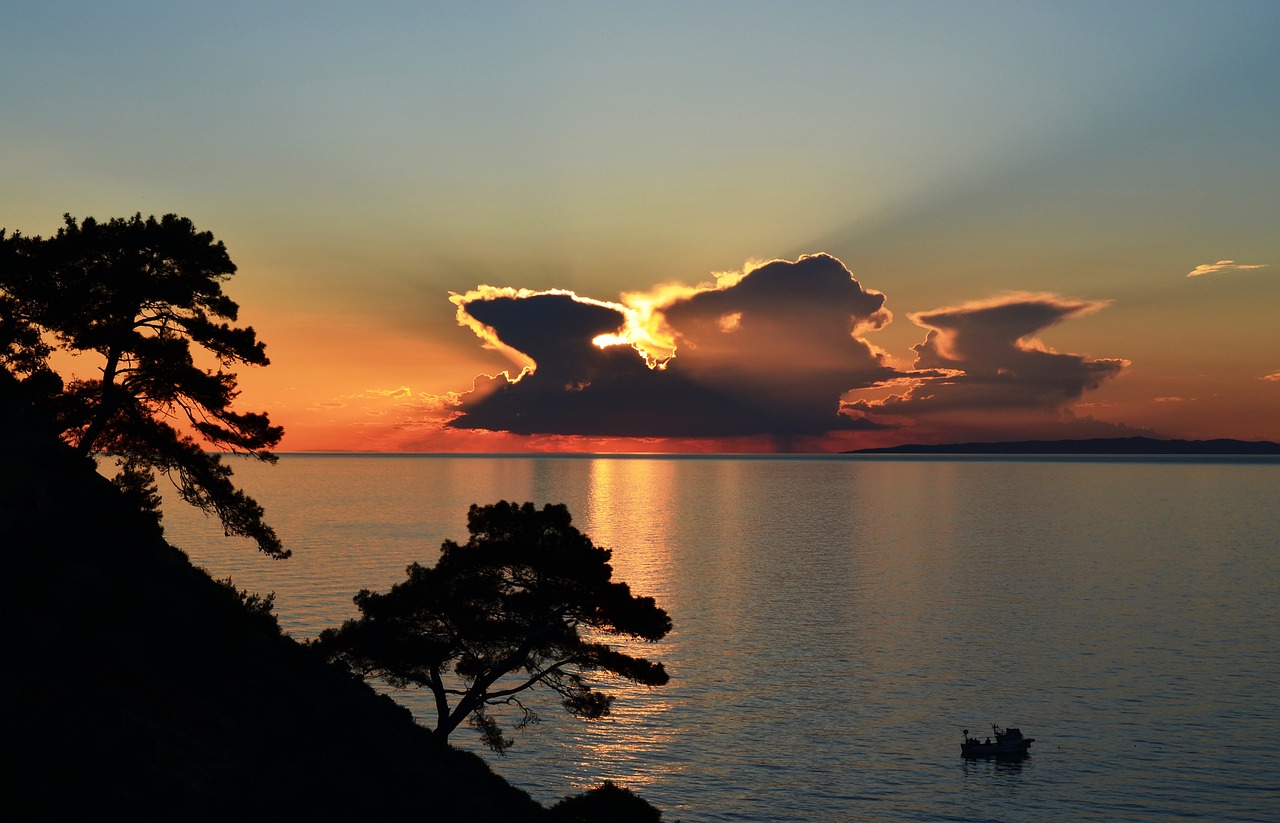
<box><xmin>315</xmin><ymin>501</ymin><xmax>672</xmax><ymax>751</ymax></box>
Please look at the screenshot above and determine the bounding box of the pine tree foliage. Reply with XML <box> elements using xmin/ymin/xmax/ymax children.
<box><xmin>0</xmin><ymin>214</ymin><xmax>286</xmax><ymax>556</ymax></box>
<box><xmin>316</xmin><ymin>502</ymin><xmax>672</xmax><ymax>750</ymax></box>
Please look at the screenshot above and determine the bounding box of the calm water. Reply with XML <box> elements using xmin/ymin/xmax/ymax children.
<box><xmin>163</xmin><ymin>455</ymin><xmax>1280</xmax><ymax>822</ymax></box>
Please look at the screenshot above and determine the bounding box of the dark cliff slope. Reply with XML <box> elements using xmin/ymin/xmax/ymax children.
<box><xmin>0</xmin><ymin>378</ymin><xmax>543</xmax><ymax>821</ymax></box>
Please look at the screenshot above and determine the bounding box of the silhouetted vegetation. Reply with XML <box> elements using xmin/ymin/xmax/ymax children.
<box><xmin>1</xmin><ymin>222</ymin><xmax>672</xmax><ymax>817</ymax></box>
<box><xmin>549</xmin><ymin>780</ymin><xmax>666</xmax><ymax>822</ymax></box>
<box><xmin>315</xmin><ymin>501</ymin><xmax>672</xmax><ymax>751</ymax></box>
<box><xmin>0</xmin><ymin>213</ymin><xmax>285</xmax><ymax>556</ymax></box>
<box><xmin>0</xmin><ymin>370</ymin><xmax>545</xmax><ymax>819</ymax></box>
<box><xmin>210</xmin><ymin>574</ymin><xmax>281</xmax><ymax>633</ymax></box>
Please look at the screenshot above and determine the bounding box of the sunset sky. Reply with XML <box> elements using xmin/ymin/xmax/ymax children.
<box><xmin>4</xmin><ymin>2</ymin><xmax>1278</xmax><ymax>451</ymax></box>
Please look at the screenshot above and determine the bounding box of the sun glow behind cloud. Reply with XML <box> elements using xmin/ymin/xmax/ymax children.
<box><xmin>590</xmin><ymin>261</ymin><xmax>776</xmax><ymax>368</ymax></box>
<box><xmin>454</xmin><ymin>259</ymin><xmax>796</xmax><ymax>378</ymax></box>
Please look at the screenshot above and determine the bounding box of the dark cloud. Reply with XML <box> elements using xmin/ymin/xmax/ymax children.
<box><xmin>448</xmin><ymin>293</ymin><xmax>715</xmax><ymax>437</ymax></box>
<box><xmin>443</xmin><ymin>258</ymin><xmax>1129</xmax><ymax>444</ymax></box>
<box><xmin>460</xmin><ymin>293</ymin><xmax>625</xmax><ymax>379</ymax></box>
<box><xmin>848</xmin><ymin>294</ymin><xmax>1128</xmax><ymax>417</ymax></box>
<box><xmin>448</xmin><ymin>254</ymin><xmax>895</xmax><ymax>437</ymax></box>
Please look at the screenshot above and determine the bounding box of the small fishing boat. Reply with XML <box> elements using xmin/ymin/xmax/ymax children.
<box><xmin>961</xmin><ymin>725</ymin><xmax>1034</xmax><ymax>757</ymax></box>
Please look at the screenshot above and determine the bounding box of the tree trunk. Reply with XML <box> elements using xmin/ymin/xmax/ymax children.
<box><xmin>76</xmin><ymin>348</ymin><xmax>123</xmax><ymax>456</ymax></box>
<box><xmin>429</xmin><ymin>667</ymin><xmax>453</xmax><ymax>741</ymax></box>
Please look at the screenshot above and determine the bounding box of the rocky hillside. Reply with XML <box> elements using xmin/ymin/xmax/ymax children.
<box><xmin>1</xmin><ymin>377</ymin><xmax>545</xmax><ymax>820</ymax></box>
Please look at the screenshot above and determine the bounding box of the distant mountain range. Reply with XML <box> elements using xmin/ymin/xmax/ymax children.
<box><xmin>848</xmin><ymin>437</ymin><xmax>1280</xmax><ymax>455</ymax></box>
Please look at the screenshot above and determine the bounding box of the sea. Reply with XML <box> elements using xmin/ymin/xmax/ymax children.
<box><xmin>161</xmin><ymin>454</ymin><xmax>1280</xmax><ymax>822</ymax></box>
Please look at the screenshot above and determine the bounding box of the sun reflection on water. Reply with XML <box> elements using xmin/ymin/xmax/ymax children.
<box><xmin>558</xmin><ymin>458</ymin><xmax>687</xmax><ymax>791</ymax></box>
<box><xmin>583</xmin><ymin>458</ymin><xmax>679</xmax><ymax>597</ymax></box>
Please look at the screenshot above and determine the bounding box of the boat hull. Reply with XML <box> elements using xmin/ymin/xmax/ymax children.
<box><xmin>961</xmin><ymin>739</ymin><xmax>1034</xmax><ymax>758</ymax></box>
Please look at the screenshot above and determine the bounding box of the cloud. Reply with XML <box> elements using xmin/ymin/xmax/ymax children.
<box><xmin>1262</xmin><ymin>372</ymin><xmax>1280</xmax><ymax>382</ymax></box>
<box><xmin>346</xmin><ymin>386</ymin><xmax>414</xmax><ymax>399</ymax></box>
<box><xmin>846</xmin><ymin>293</ymin><xmax>1128</xmax><ymax>418</ymax></box>
<box><xmin>435</xmin><ymin>256</ymin><xmax>1130</xmax><ymax>447</ymax></box>
<box><xmin>1186</xmin><ymin>260</ymin><xmax>1268</xmax><ymax>278</ymax></box>
<box><xmin>447</xmin><ymin>254</ymin><xmax>897</xmax><ymax>438</ymax></box>
<box><xmin>309</xmin><ymin>386</ymin><xmax>463</xmax><ymax>431</ymax></box>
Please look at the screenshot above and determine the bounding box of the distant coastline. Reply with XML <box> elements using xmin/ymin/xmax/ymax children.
<box><xmin>847</xmin><ymin>436</ymin><xmax>1280</xmax><ymax>455</ymax></box>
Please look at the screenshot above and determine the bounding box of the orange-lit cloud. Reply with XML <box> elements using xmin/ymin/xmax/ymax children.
<box><xmin>1186</xmin><ymin>260</ymin><xmax>1269</xmax><ymax>277</ymax></box>
<box><xmin>1262</xmin><ymin>372</ymin><xmax>1280</xmax><ymax>382</ymax></box>
<box><xmin>347</xmin><ymin>386</ymin><xmax>415</xmax><ymax>400</ymax></box>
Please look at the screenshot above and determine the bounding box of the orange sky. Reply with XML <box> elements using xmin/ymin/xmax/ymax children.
<box><xmin>222</xmin><ymin>252</ymin><xmax>1279</xmax><ymax>452</ymax></box>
